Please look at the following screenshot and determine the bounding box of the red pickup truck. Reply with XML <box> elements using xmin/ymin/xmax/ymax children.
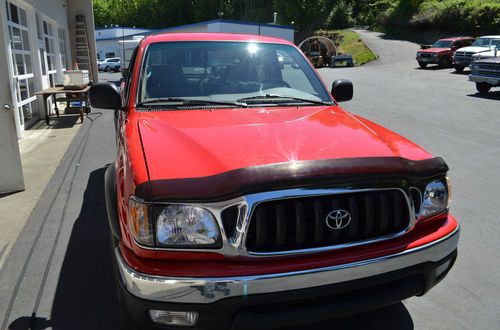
<box><xmin>416</xmin><ymin>37</ymin><xmax>475</xmax><ymax>68</ymax></box>
<box><xmin>90</xmin><ymin>33</ymin><xmax>459</xmax><ymax>330</ymax></box>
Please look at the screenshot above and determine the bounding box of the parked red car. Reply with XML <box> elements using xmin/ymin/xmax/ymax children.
<box><xmin>416</xmin><ymin>37</ymin><xmax>475</xmax><ymax>68</ymax></box>
<box><xmin>90</xmin><ymin>33</ymin><xmax>459</xmax><ymax>330</ymax></box>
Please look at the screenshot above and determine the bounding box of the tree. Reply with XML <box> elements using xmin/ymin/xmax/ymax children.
<box><xmin>273</xmin><ymin>0</ymin><xmax>338</xmax><ymax>38</ymax></box>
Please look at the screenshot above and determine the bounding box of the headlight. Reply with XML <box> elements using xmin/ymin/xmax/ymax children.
<box><xmin>129</xmin><ymin>197</ymin><xmax>154</xmax><ymax>246</ymax></box>
<box><xmin>431</xmin><ymin>53</ymin><xmax>438</xmax><ymax>57</ymax></box>
<box><xmin>128</xmin><ymin>198</ymin><xmax>222</xmax><ymax>248</ymax></box>
<box><xmin>156</xmin><ymin>205</ymin><xmax>221</xmax><ymax>248</ymax></box>
<box><xmin>419</xmin><ymin>178</ymin><xmax>450</xmax><ymax>219</ymax></box>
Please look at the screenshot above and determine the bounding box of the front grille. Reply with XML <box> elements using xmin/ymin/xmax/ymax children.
<box><xmin>478</xmin><ymin>63</ymin><xmax>500</xmax><ymax>71</ymax></box>
<box><xmin>419</xmin><ymin>53</ymin><xmax>431</xmax><ymax>58</ymax></box>
<box><xmin>245</xmin><ymin>190</ymin><xmax>410</xmax><ymax>253</ymax></box>
<box><xmin>455</xmin><ymin>52</ymin><xmax>474</xmax><ymax>58</ymax></box>
<box><xmin>478</xmin><ymin>70</ymin><xmax>500</xmax><ymax>78</ymax></box>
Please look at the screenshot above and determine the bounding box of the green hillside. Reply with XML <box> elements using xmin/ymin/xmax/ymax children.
<box><xmin>354</xmin><ymin>0</ymin><xmax>500</xmax><ymax>35</ymax></box>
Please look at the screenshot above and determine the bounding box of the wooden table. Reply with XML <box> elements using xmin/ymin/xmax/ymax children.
<box><xmin>35</xmin><ymin>85</ymin><xmax>91</xmax><ymax>125</ymax></box>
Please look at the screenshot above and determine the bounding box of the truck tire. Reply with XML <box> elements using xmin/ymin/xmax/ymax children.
<box><xmin>476</xmin><ymin>82</ymin><xmax>491</xmax><ymax>94</ymax></box>
<box><xmin>104</xmin><ymin>164</ymin><xmax>121</xmax><ymax>241</ymax></box>
<box><xmin>454</xmin><ymin>65</ymin><xmax>464</xmax><ymax>72</ymax></box>
<box><xmin>439</xmin><ymin>56</ymin><xmax>450</xmax><ymax>68</ymax></box>
<box><xmin>418</xmin><ymin>61</ymin><xmax>427</xmax><ymax>68</ymax></box>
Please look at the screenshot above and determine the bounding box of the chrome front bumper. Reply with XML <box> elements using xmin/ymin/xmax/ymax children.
<box><xmin>469</xmin><ymin>74</ymin><xmax>500</xmax><ymax>85</ymax></box>
<box><xmin>453</xmin><ymin>57</ymin><xmax>472</xmax><ymax>66</ymax></box>
<box><xmin>115</xmin><ymin>226</ymin><xmax>459</xmax><ymax>304</ymax></box>
<box><xmin>416</xmin><ymin>56</ymin><xmax>438</xmax><ymax>63</ymax></box>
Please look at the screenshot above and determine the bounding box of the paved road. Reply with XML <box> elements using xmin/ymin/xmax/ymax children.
<box><xmin>0</xmin><ymin>31</ymin><xmax>499</xmax><ymax>330</ymax></box>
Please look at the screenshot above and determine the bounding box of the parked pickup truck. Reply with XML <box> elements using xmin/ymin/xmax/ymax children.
<box><xmin>416</xmin><ymin>37</ymin><xmax>474</xmax><ymax>68</ymax></box>
<box><xmin>471</xmin><ymin>43</ymin><xmax>500</xmax><ymax>62</ymax></box>
<box><xmin>469</xmin><ymin>56</ymin><xmax>500</xmax><ymax>94</ymax></box>
<box><xmin>453</xmin><ymin>35</ymin><xmax>500</xmax><ymax>72</ymax></box>
<box><xmin>90</xmin><ymin>33</ymin><xmax>459</xmax><ymax>330</ymax></box>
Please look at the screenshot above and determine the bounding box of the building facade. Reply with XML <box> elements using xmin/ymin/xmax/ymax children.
<box><xmin>157</xmin><ymin>19</ymin><xmax>294</xmax><ymax>42</ymax></box>
<box><xmin>95</xmin><ymin>19</ymin><xmax>295</xmax><ymax>65</ymax></box>
<box><xmin>0</xmin><ymin>0</ymin><xmax>97</xmax><ymax>193</ymax></box>
<box><xmin>96</xmin><ymin>26</ymin><xmax>153</xmax><ymax>60</ymax></box>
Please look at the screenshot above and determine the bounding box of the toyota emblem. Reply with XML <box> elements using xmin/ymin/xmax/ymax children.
<box><xmin>326</xmin><ymin>209</ymin><xmax>351</xmax><ymax>230</ymax></box>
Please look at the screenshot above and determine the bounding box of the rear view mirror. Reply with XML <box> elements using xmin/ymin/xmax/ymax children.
<box><xmin>89</xmin><ymin>82</ymin><xmax>122</xmax><ymax>110</ymax></box>
<box><xmin>331</xmin><ymin>80</ymin><xmax>353</xmax><ymax>102</ymax></box>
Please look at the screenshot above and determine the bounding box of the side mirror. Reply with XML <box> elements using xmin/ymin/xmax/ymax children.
<box><xmin>331</xmin><ymin>79</ymin><xmax>353</xmax><ymax>102</ymax></box>
<box><xmin>89</xmin><ymin>82</ymin><xmax>122</xmax><ymax>110</ymax></box>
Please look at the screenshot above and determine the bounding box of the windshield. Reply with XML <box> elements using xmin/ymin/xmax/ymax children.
<box><xmin>471</xmin><ymin>38</ymin><xmax>496</xmax><ymax>47</ymax></box>
<box><xmin>140</xmin><ymin>41</ymin><xmax>332</xmax><ymax>105</ymax></box>
<box><xmin>432</xmin><ymin>40</ymin><xmax>452</xmax><ymax>48</ymax></box>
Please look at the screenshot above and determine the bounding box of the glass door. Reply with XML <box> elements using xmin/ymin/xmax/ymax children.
<box><xmin>35</xmin><ymin>12</ymin><xmax>50</xmax><ymax>91</ymax></box>
<box><xmin>5</xmin><ymin>1</ymin><xmax>38</xmax><ymax>130</ymax></box>
<box><xmin>42</xmin><ymin>19</ymin><xmax>57</xmax><ymax>87</ymax></box>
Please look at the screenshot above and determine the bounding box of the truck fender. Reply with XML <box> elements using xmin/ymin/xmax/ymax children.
<box><xmin>104</xmin><ymin>163</ymin><xmax>122</xmax><ymax>240</ymax></box>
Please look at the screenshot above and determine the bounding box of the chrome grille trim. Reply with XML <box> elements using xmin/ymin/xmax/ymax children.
<box><xmin>455</xmin><ymin>51</ymin><xmax>475</xmax><ymax>58</ymax></box>
<box><xmin>477</xmin><ymin>63</ymin><xmax>500</xmax><ymax>71</ymax></box>
<box><xmin>245</xmin><ymin>189</ymin><xmax>410</xmax><ymax>254</ymax></box>
<box><xmin>242</xmin><ymin>188</ymin><xmax>414</xmax><ymax>256</ymax></box>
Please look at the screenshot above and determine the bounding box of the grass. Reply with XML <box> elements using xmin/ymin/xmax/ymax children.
<box><xmin>315</xmin><ymin>29</ymin><xmax>378</xmax><ymax>66</ymax></box>
<box><xmin>337</xmin><ymin>30</ymin><xmax>378</xmax><ymax>66</ymax></box>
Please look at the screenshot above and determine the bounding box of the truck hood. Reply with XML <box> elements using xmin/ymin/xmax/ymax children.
<box><xmin>137</xmin><ymin>106</ymin><xmax>431</xmax><ymax>181</ymax></box>
<box><xmin>472</xmin><ymin>50</ymin><xmax>500</xmax><ymax>59</ymax></box>
<box><xmin>456</xmin><ymin>46</ymin><xmax>491</xmax><ymax>54</ymax></box>
<box><xmin>475</xmin><ymin>57</ymin><xmax>500</xmax><ymax>63</ymax></box>
<box><xmin>420</xmin><ymin>47</ymin><xmax>449</xmax><ymax>53</ymax></box>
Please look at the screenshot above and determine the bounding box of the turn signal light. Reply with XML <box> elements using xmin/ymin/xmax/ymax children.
<box><xmin>149</xmin><ymin>310</ymin><xmax>198</xmax><ymax>326</ymax></box>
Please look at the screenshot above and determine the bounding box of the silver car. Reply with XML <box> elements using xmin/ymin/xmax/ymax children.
<box><xmin>98</xmin><ymin>57</ymin><xmax>121</xmax><ymax>72</ymax></box>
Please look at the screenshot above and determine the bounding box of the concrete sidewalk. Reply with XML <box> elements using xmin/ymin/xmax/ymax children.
<box><xmin>0</xmin><ymin>109</ymin><xmax>118</xmax><ymax>329</ymax></box>
<box><xmin>0</xmin><ymin>114</ymin><xmax>83</xmax><ymax>269</ymax></box>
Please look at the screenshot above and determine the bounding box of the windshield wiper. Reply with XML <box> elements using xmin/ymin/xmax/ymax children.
<box><xmin>237</xmin><ymin>94</ymin><xmax>333</xmax><ymax>106</ymax></box>
<box><xmin>138</xmin><ymin>97</ymin><xmax>247</xmax><ymax>108</ymax></box>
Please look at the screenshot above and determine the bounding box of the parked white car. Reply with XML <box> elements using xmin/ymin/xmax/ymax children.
<box><xmin>453</xmin><ymin>35</ymin><xmax>500</xmax><ymax>72</ymax></box>
<box><xmin>98</xmin><ymin>57</ymin><xmax>121</xmax><ymax>72</ymax></box>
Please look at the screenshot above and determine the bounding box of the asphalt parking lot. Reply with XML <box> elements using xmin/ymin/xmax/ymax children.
<box><xmin>319</xmin><ymin>30</ymin><xmax>500</xmax><ymax>330</ymax></box>
<box><xmin>0</xmin><ymin>30</ymin><xmax>499</xmax><ymax>330</ymax></box>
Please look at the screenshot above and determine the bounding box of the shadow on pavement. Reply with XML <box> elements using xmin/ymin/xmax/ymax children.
<box><xmin>467</xmin><ymin>91</ymin><xmax>500</xmax><ymax>101</ymax></box>
<box><xmin>9</xmin><ymin>167</ymin><xmax>414</xmax><ymax>330</ymax></box>
<box><xmin>49</xmin><ymin>166</ymin><xmax>119</xmax><ymax>330</ymax></box>
<box><xmin>449</xmin><ymin>70</ymin><xmax>469</xmax><ymax>75</ymax></box>
<box><xmin>414</xmin><ymin>66</ymin><xmax>452</xmax><ymax>71</ymax></box>
<box><xmin>50</xmin><ymin>114</ymin><xmax>80</xmax><ymax>129</ymax></box>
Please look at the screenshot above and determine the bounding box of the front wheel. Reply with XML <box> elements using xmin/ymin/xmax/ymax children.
<box><xmin>439</xmin><ymin>56</ymin><xmax>451</xmax><ymax>68</ymax></box>
<box><xmin>418</xmin><ymin>61</ymin><xmax>427</xmax><ymax>68</ymax></box>
<box><xmin>105</xmin><ymin>66</ymin><xmax>111</xmax><ymax>72</ymax></box>
<box><xmin>476</xmin><ymin>82</ymin><xmax>491</xmax><ymax>94</ymax></box>
<box><xmin>454</xmin><ymin>65</ymin><xmax>464</xmax><ymax>72</ymax></box>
